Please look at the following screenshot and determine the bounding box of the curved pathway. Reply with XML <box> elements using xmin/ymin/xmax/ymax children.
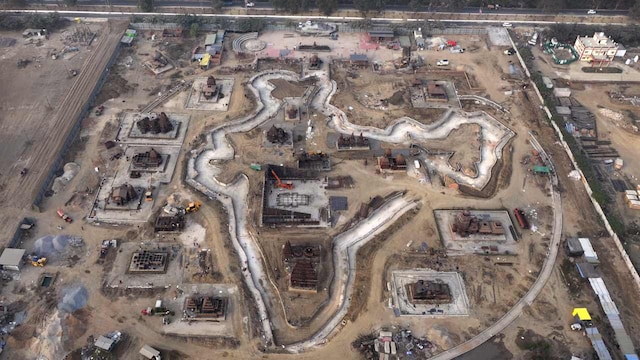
<box><xmin>186</xmin><ymin>68</ymin><xmax>516</xmax><ymax>352</ymax></box>
<box><xmin>430</xmin><ymin>132</ymin><xmax>562</xmax><ymax>359</ymax></box>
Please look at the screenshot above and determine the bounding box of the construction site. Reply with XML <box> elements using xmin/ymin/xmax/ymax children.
<box><xmin>0</xmin><ymin>15</ymin><xmax>639</xmax><ymax>360</ymax></box>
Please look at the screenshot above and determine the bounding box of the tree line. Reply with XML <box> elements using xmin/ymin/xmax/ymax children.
<box><xmin>266</xmin><ymin>0</ymin><xmax>640</xmax><ymax>16</ymax></box>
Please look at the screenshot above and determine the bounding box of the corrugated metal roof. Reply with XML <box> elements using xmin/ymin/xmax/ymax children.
<box><xmin>94</xmin><ymin>336</ymin><xmax>115</xmax><ymax>351</ymax></box>
<box><xmin>0</xmin><ymin>248</ymin><xmax>25</xmax><ymax>267</ymax></box>
<box><xmin>350</xmin><ymin>54</ymin><xmax>368</xmax><ymax>62</ymax></box>
<box><xmin>204</xmin><ymin>33</ymin><xmax>217</xmax><ymax>46</ymax></box>
<box><xmin>585</xmin><ymin>328</ymin><xmax>613</xmax><ymax>360</ymax></box>
<box><xmin>578</xmin><ymin>238</ymin><xmax>597</xmax><ymax>260</ymax></box>
<box><xmin>140</xmin><ymin>345</ymin><xmax>161</xmax><ymax>358</ymax></box>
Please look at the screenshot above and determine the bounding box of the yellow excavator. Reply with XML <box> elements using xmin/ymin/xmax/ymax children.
<box><xmin>29</xmin><ymin>255</ymin><xmax>47</xmax><ymax>267</ymax></box>
<box><xmin>185</xmin><ymin>201</ymin><xmax>201</xmax><ymax>213</ymax></box>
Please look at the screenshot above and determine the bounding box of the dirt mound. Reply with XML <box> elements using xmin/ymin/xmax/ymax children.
<box><xmin>386</xmin><ymin>90</ymin><xmax>405</xmax><ymax>106</ymax></box>
<box><xmin>94</xmin><ymin>71</ymin><xmax>133</xmax><ymax>105</ymax></box>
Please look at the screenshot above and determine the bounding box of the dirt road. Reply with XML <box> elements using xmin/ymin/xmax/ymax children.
<box><xmin>0</xmin><ymin>20</ymin><xmax>127</xmax><ymax>245</ymax></box>
<box><xmin>431</xmin><ymin>133</ymin><xmax>563</xmax><ymax>360</ymax></box>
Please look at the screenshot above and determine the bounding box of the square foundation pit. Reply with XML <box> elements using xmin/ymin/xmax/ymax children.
<box><xmin>184</xmin><ymin>77</ymin><xmax>235</xmax><ymax>111</ymax></box>
<box><xmin>118</xmin><ymin>112</ymin><xmax>190</xmax><ymax>146</ymax></box>
<box><xmin>391</xmin><ymin>270</ymin><xmax>469</xmax><ymax>317</ymax></box>
<box><xmin>106</xmin><ymin>242</ymin><xmax>184</xmax><ymax>288</ymax></box>
<box><xmin>434</xmin><ymin>209</ymin><xmax>518</xmax><ymax>255</ymax></box>
<box><xmin>123</xmin><ymin>145</ymin><xmax>181</xmax><ymax>184</ymax></box>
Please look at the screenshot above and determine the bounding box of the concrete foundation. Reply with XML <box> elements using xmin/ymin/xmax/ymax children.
<box><xmin>391</xmin><ymin>270</ymin><xmax>469</xmax><ymax>317</ymax></box>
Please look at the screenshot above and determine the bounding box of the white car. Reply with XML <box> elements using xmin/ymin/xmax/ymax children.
<box><xmin>502</xmin><ymin>22</ymin><xmax>513</xmax><ymax>27</ymax></box>
<box><xmin>436</xmin><ymin>59</ymin><xmax>449</xmax><ymax>66</ymax></box>
<box><xmin>245</xmin><ymin>1</ymin><xmax>255</xmax><ymax>7</ymax></box>
<box><xmin>587</xmin><ymin>9</ymin><xmax>597</xmax><ymax>14</ymax></box>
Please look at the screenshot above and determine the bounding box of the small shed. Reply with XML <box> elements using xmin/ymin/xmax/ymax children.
<box><xmin>572</xmin><ymin>307</ymin><xmax>592</xmax><ymax>321</ymax></box>
<box><xmin>139</xmin><ymin>345</ymin><xmax>161</xmax><ymax>360</ymax></box>
<box><xmin>368</xmin><ymin>30</ymin><xmax>395</xmax><ymax>42</ymax></box>
<box><xmin>204</xmin><ymin>33</ymin><xmax>217</xmax><ymax>46</ymax></box>
<box><xmin>578</xmin><ymin>237</ymin><xmax>599</xmax><ymax>263</ymax></box>
<box><xmin>95</xmin><ymin>336</ymin><xmax>116</xmax><ymax>351</ymax></box>
<box><xmin>566</xmin><ymin>237</ymin><xmax>584</xmax><ymax>257</ymax></box>
<box><xmin>349</xmin><ymin>54</ymin><xmax>369</xmax><ymax>67</ymax></box>
<box><xmin>0</xmin><ymin>248</ymin><xmax>26</xmax><ymax>271</ymax></box>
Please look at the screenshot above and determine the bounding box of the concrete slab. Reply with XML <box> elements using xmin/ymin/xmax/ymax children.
<box><xmin>185</xmin><ymin>78</ymin><xmax>235</xmax><ymax>111</ymax></box>
<box><xmin>118</xmin><ymin>112</ymin><xmax>190</xmax><ymax>146</ymax></box>
<box><xmin>264</xmin><ymin>179</ymin><xmax>329</xmax><ymax>226</ymax></box>
<box><xmin>105</xmin><ymin>242</ymin><xmax>184</xmax><ymax>288</ymax></box>
<box><xmin>391</xmin><ymin>269</ymin><xmax>470</xmax><ymax>317</ymax></box>
<box><xmin>162</xmin><ymin>284</ymin><xmax>238</xmax><ymax>336</ymax></box>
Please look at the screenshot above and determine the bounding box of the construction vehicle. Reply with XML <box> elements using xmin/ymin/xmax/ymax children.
<box><xmin>250</xmin><ymin>163</ymin><xmax>262</xmax><ymax>171</ymax></box>
<box><xmin>29</xmin><ymin>255</ymin><xmax>47</xmax><ymax>267</ymax></box>
<box><xmin>145</xmin><ymin>187</ymin><xmax>154</xmax><ymax>202</ymax></box>
<box><xmin>95</xmin><ymin>105</ymin><xmax>104</xmax><ymax>116</ymax></box>
<box><xmin>20</xmin><ymin>168</ymin><xmax>28</xmax><ymax>176</ymax></box>
<box><xmin>141</xmin><ymin>300</ymin><xmax>175</xmax><ymax>316</ymax></box>
<box><xmin>56</xmin><ymin>209</ymin><xmax>73</xmax><ymax>223</ymax></box>
<box><xmin>185</xmin><ymin>201</ymin><xmax>201</xmax><ymax>213</ymax></box>
<box><xmin>271</xmin><ymin>169</ymin><xmax>294</xmax><ymax>190</ymax></box>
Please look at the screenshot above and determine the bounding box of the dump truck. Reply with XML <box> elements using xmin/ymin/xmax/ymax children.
<box><xmin>56</xmin><ymin>209</ymin><xmax>73</xmax><ymax>223</ymax></box>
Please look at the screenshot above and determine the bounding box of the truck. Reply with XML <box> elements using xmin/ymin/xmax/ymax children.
<box><xmin>56</xmin><ymin>209</ymin><xmax>73</xmax><ymax>223</ymax></box>
<box><xmin>513</xmin><ymin>208</ymin><xmax>530</xmax><ymax>230</ymax></box>
<box><xmin>250</xmin><ymin>163</ymin><xmax>262</xmax><ymax>171</ymax></box>
<box><xmin>141</xmin><ymin>300</ymin><xmax>175</xmax><ymax>316</ymax></box>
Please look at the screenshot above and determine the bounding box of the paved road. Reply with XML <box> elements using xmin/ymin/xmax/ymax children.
<box><xmin>430</xmin><ymin>133</ymin><xmax>562</xmax><ymax>360</ymax></box>
<box><xmin>24</xmin><ymin>0</ymin><xmax>631</xmax><ymax>16</ymax></box>
<box><xmin>0</xmin><ymin>9</ymin><xmax>630</xmax><ymax>27</ymax></box>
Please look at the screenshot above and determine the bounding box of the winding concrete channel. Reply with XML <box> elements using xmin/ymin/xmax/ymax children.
<box><xmin>186</xmin><ymin>68</ymin><xmax>518</xmax><ymax>352</ymax></box>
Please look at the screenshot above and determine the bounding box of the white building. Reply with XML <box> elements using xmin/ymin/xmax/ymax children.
<box><xmin>574</xmin><ymin>32</ymin><xmax>619</xmax><ymax>66</ymax></box>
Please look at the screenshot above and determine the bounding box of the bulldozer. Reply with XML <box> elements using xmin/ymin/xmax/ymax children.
<box><xmin>29</xmin><ymin>255</ymin><xmax>47</xmax><ymax>267</ymax></box>
<box><xmin>185</xmin><ymin>201</ymin><xmax>201</xmax><ymax>213</ymax></box>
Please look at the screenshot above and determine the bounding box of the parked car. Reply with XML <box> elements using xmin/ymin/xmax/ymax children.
<box><xmin>502</xmin><ymin>22</ymin><xmax>513</xmax><ymax>27</ymax></box>
<box><xmin>436</xmin><ymin>59</ymin><xmax>449</xmax><ymax>66</ymax></box>
<box><xmin>587</xmin><ymin>9</ymin><xmax>597</xmax><ymax>14</ymax></box>
<box><xmin>245</xmin><ymin>1</ymin><xmax>254</xmax><ymax>6</ymax></box>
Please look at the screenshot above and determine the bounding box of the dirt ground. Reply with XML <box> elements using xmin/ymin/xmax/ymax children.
<box><xmin>4</xmin><ymin>26</ymin><xmax>640</xmax><ymax>360</ymax></box>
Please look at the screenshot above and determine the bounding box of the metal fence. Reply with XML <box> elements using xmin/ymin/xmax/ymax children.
<box><xmin>32</xmin><ymin>42</ymin><xmax>123</xmax><ymax>209</ymax></box>
<box><xmin>429</xmin><ymin>27</ymin><xmax>487</xmax><ymax>35</ymax></box>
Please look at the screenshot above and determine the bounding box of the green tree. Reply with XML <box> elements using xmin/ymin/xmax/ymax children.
<box><xmin>139</xmin><ymin>0</ymin><xmax>154</xmax><ymax>12</ymax></box>
<box><xmin>353</xmin><ymin>0</ymin><xmax>386</xmax><ymax>14</ymax></box>
<box><xmin>317</xmin><ymin>0</ymin><xmax>338</xmax><ymax>15</ymax></box>
<box><xmin>63</xmin><ymin>0</ymin><xmax>77</xmax><ymax>6</ymax></box>
<box><xmin>7</xmin><ymin>0</ymin><xmax>27</xmax><ymax>7</ymax></box>
<box><xmin>539</xmin><ymin>0</ymin><xmax>565</xmax><ymax>13</ymax></box>
<box><xmin>212</xmin><ymin>0</ymin><xmax>224</xmax><ymax>10</ymax></box>
<box><xmin>446</xmin><ymin>0</ymin><xmax>467</xmax><ymax>10</ymax></box>
<box><xmin>236</xmin><ymin>18</ymin><xmax>265</xmax><ymax>32</ymax></box>
<box><xmin>631</xmin><ymin>0</ymin><xmax>640</xmax><ymax>19</ymax></box>
<box><xmin>190</xmin><ymin>23</ymin><xmax>199</xmax><ymax>37</ymax></box>
<box><xmin>271</xmin><ymin>0</ymin><xmax>310</xmax><ymax>13</ymax></box>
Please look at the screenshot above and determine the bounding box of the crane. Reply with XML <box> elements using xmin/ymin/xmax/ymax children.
<box><xmin>271</xmin><ymin>169</ymin><xmax>294</xmax><ymax>190</ymax></box>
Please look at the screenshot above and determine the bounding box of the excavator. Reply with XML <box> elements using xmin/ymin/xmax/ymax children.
<box><xmin>29</xmin><ymin>255</ymin><xmax>47</xmax><ymax>267</ymax></box>
<box><xmin>271</xmin><ymin>169</ymin><xmax>294</xmax><ymax>190</ymax></box>
<box><xmin>185</xmin><ymin>201</ymin><xmax>201</xmax><ymax>213</ymax></box>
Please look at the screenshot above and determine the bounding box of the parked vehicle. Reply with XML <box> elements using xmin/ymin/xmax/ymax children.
<box><xmin>436</xmin><ymin>59</ymin><xmax>449</xmax><ymax>66</ymax></box>
<box><xmin>502</xmin><ymin>22</ymin><xmax>513</xmax><ymax>27</ymax></box>
<box><xmin>587</xmin><ymin>9</ymin><xmax>597</xmax><ymax>14</ymax></box>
